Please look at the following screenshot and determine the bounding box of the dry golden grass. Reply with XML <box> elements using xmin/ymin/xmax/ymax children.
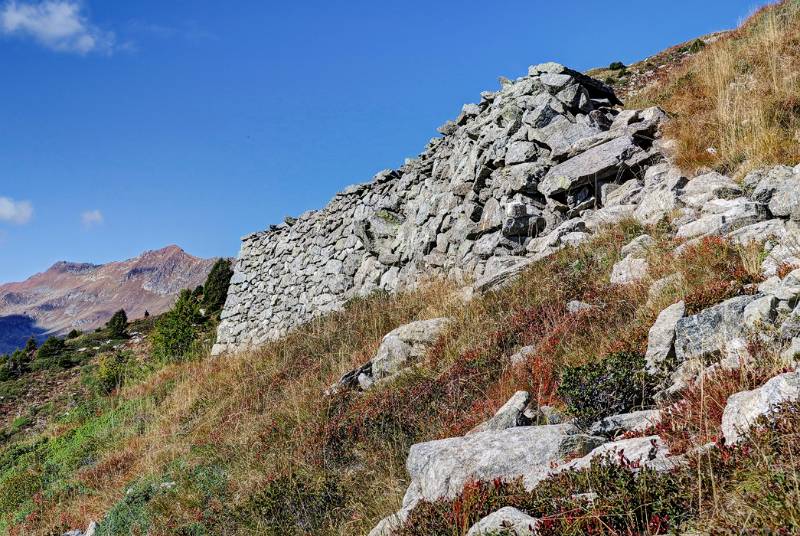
<box><xmin>629</xmin><ymin>0</ymin><xmax>800</xmax><ymax>177</ymax></box>
<box><xmin>9</xmin><ymin>223</ymin><xmax>783</xmax><ymax>535</ymax></box>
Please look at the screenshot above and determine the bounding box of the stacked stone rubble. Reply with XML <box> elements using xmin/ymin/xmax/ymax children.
<box><xmin>213</xmin><ymin>63</ymin><xmax>665</xmax><ymax>354</ymax></box>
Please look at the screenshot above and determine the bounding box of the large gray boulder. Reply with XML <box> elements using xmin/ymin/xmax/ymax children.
<box><xmin>674</xmin><ymin>295</ymin><xmax>757</xmax><ymax>363</ymax></box>
<box><xmin>473</xmin><ymin>258</ymin><xmax>535</xmax><ymax>294</ymax></box>
<box><xmin>743</xmin><ymin>294</ymin><xmax>778</xmax><ymax>328</ymax></box>
<box><xmin>727</xmin><ymin>219</ymin><xmax>787</xmax><ymax>246</ymax></box>
<box><xmin>466</xmin><ymin>507</ymin><xmax>539</xmax><ymax>536</ymax></box>
<box><xmin>332</xmin><ymin>318</ymin><xmax>450</xmax><ymax>392</ymax></box>
<box><xmin>722</xmin><ymin>370</ymin><xmax>800</xmax><ymax>444</ymax></box>
<box><xmin>746</xmin><ymin>165</ymin><xmax>795</xmax><ymax>204</ymax></box>
<box><xmin>676</xmin><ymin>199</ymin><xmax>766</xmax><ymax>239</ymax></box>
<box><xmin>679</xmin><ymin>172</ymin><xmax>743</xmax><ymax>209</ymax></box>
<box><xmin>368</xmin><ymin>424</ymin><xmax>606</xmax><ymax>534</ymax></box>
<box><xmin>403</xmin><ymin>425</ymin><xmax>604</xmax><ymax>505</ymax></box>
<box><xmin>761</xmin><ymin>228</ymin><xmax>800</xmax><ymax>277</ymax></box>
<box><xmin>633</xmin><ymin>165</ymin><xmax>688</xmax><ymax>225</ymax></box>
<box><xmin>645</xmin><ymin>301</ymin><xmax>686</xmax><ymax>374</ymax></box>
<box><xmin>610</xmin><ymin>256</ymin><xmax>648</xmax><ymax>284</ymax></box>
<box><xmin>371</xmin><ymin>318</ymin><xmax>451</xmax><ymax>379</ymax></box>
<box><xmin>746</xmin><ymin>165</ymin><xmax>800</xmax><ymax>218</ymax></box>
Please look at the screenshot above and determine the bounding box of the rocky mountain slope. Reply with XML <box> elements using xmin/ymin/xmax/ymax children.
<box><xmin>3</xmin><ymin>2</ymin><xmax>800</xmax><ymax>535</ymax></box>
<box><xmin>0</xmin><ymin>245</ymin><xmax>215</xmax><ymax>352</ymax></box>
<box><xmin>214</xmin><ymin>61</ymin><xmax>666</xmax><ymax>354</ymax></box>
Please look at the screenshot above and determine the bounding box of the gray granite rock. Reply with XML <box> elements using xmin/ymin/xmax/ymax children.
<box><xmin>645</xmin><ymin>301</ymin><xmax>685</xmax><ymax>375</ymax></box>
<box><xmin>722</xmin><ymin>370</ymin><xmax>800</xmax><ymax>444</ymax></box>
<box><xmin>468</xmin><ymin>391</ymin><xmax>532</xmax><ymax>434</ymax></box>
<box><xmin>674</xmin><ymin>295</ymin><xmax>757</xmax><ymax>363</ymax></box>
<box><xmin>557</xmin><ymin>435</ymin><xmax>675</xmax><ymax>472</ymax></box>
<box><xmin>466</xmin><ymin>507</ymin><xmax>539</xmax><ymax>536</ymax></box>
<box><xmin>610</xmin><ymin>256</ymin><xmax>649</xmax><ymax>284</ymax></box>
<box><xmin>589</xmin><ymin>410</ymin><xmax>662</xmax><ymax>438</ymax></box>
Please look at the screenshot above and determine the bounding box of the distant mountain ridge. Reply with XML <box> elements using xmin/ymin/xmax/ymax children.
<box><xmin>0</xmin><ymin>245</ymin><xmax>216</xmax><ymax>353</ymax></box>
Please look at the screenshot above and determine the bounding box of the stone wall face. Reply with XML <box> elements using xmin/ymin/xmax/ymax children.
<box><xmin>213</xmin><ymin>63</ymin><xmax>665</xmax><ymax>354</ymax></box>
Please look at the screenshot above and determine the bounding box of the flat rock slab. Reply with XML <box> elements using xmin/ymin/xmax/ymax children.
<box><xmin>538</xmin><ymin>135</ymin><xmax>641</xmax><ymax>198</ymax></box>
<box><xmin>404</xmin><ymin>424</ymin><xmax>604</xmax><ymax>506</ymax></box>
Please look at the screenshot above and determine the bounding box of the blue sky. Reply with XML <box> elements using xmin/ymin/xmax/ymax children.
<box><xmin>0</xmin><ymin>0</ymin><xmax>767</xmax><ymax>282</ymax></box>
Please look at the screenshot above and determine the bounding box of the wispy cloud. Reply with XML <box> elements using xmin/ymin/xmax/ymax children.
<box><xmin>81</xmin><ymin>208</ymin><xmax>103</xmax><ymax>228</ymax></box>
<box><xmin>0</xmin><ymin>196</ymin><xmax>33</xmax><ymax>224</ymax></box>
<box><xmin>0</xmin><ymin>0</ymin><xmax>115</xmax><ymax>54</ymax></box>
<box><xmin>126</xmin><ymin>19</ymin><xmax>217</xmax><ymax>44</ymax></box>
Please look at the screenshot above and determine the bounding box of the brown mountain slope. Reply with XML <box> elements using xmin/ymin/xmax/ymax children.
<box><xmin>0</xmin><ymin>245</ymin><xmax>215</xmax><ymax>352</ymax></box>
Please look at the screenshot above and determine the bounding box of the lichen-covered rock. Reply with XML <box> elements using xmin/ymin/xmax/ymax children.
<box><xmin>466</xmin><ymin>507</ymin><xmax>539</xmax><ymax>536</ymax></box>
<box><xmin>674</xmin><ymin>295</ymin><xmax>757</xmax><ymax>363</ymax></box>
<box><xmin>722</xmin><ymin>370</ymin><xmax>800</xmax><ymax>444</ymax></box>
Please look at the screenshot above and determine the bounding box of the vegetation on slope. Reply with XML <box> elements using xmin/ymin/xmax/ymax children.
<box><xmin>629</xmin><ymin>0</ymin><xmax>800</xmax><ymax>176</ymax></box>
<box><xmin>4</xmin><ymin>3</ymin><xmax>800</xmax><ymax>534</ymax></box>
<box><xmin>0</xmin><ymin>218</ymin><xmax>786</xmax><ymax>535</ymax></box>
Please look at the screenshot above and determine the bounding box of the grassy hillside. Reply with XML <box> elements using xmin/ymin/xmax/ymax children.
<box><xmin>3</xmin><ymin>2</ymin><xmax>800</xmax><ymax>535</ymax></box>
<box><xmin>628</xmin><ymin>0</ymin><xmax>800</xmax><ymax>176</ymax></box>
<box><xmin>1</xmin><ymin>217</ymin><xmax>791</xmax><ymax>535</ymax></box>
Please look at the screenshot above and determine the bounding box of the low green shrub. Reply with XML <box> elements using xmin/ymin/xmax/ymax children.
<box><xmin>95</xmin><ymin>479</ymin><xmax>157</xmax><ymax>536</ymax></box>
<box><xmin>151</xmin><ymin>290</ymin><xmax>202</xmax><ymax>362</ymax></box>
<box><xmin>557</xmin><ymin>351</ymin><xmax>656</xmax><ymax>427</ymax></box>
<box><xmin>95</xmin><ymin>351</ymin><xmax>133</xmax><ymax>394</ymax></box>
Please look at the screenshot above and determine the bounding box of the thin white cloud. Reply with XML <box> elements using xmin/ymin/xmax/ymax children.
<box><xmin>0</xmin><ymin>196</ymin><xmax>33</xmax><ymax>224</ymax></box>
<box><xmin>81</xmin><ymin>208</ymin><xmax>103</xmax><ymax>228</ymax></box>
<box><xmin>0</xmin><ymin>0</ymin><xmax>115</xmax><ymax>54</ymax></box>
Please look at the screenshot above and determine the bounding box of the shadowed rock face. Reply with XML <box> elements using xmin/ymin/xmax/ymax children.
<box><xmin>0</xmin><ymin>246</ymin><xmax>215</xmax><ymax>349</ymax></box>
<box><xmin>0</xmin><ymin>315</ymin><xmax>47</xmax><ymax>354</ymax></box>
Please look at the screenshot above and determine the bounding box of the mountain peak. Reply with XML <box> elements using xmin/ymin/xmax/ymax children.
<box><xmin>0</xmin><ymin>245</ymin><xmax>216</xmax><ymax>353</ymax></box>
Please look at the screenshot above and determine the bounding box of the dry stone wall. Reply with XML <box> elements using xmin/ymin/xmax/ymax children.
<box><xmin>213</xmin><ymin>63</ymin><xmax>666</xmax><ymax>354</ymax></box>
